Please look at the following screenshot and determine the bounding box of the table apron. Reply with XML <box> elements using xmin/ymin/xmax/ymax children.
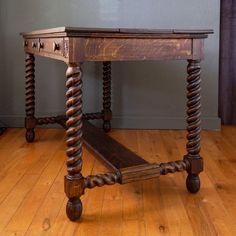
<box><xmin>23</xmin><ymin>37</ymin><xmax>204</xmax><ymax>63</ymax></box>
<box><xmin>67</xmin><ymin>37</ymin><xmax>203</xmax><ymax>62</ymax></box>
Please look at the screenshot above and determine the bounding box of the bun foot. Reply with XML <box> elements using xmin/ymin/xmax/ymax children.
<box><xmin>103</xmin><ymin>120</ymin><xmax>111</xmax><ymax>133</ymax></box>
<box><xmin>26</xmin><ymin>129</ymin><xmax>35</xmax><ymax>143</ymax></box>
<box><xmin>0</xmin><ymin>127</ymin><xmax>6</xmax><ymax>135</ymax></box>
<box><xmin>186</xmin><ymin>174</ymin><xmax>200</xmax><ymax>193</ymax></box>
<box><xmin>66</xmin><ymin>198</ymin><xmax>83</xmax><ymax>221</ymax></box>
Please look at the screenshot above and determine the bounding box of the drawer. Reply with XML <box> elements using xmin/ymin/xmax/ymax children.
<box><xmin>39</xmin><ymin>38</ymin><xmax>64</xmax><ymax>57</ymax></box>
<box><xmin>23</xmin><ymin>38</ymin><xmax>39</xmax><ymax>53</ymax></box>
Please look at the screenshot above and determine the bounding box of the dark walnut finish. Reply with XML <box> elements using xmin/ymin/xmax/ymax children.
<box><xmin>184</xmin><ymin>59</ymin><xmax>203</xmax><ymax>193</ymax></box>
<box><xmin>0</xmin><ymin>127</ymin><xmax>6</xmax><ymax>135</ymax></box>
<box><xmin>21</xmin><ymin>27</ymin><xmax>213</xmax><ymax>221</ymax></box>
<box><xmin>102</xmin><ymin>61</ymin><xmax>112</xmax><ymax>132</ymax></box>
<box><xmin>25</xmin><ymin>53</ymin><xmax>36</xmax><ymax>142</ymax></box>
<box><xmin>64</xmin><ymin>64</ymin><xmax>84</xmax><ymax>221</ymax></box>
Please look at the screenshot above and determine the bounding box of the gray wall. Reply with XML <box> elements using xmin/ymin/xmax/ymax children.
<box><xmin>0</xmin><ymin>0</ymin><xmax>221</xmax><ymax>129</ymax></box>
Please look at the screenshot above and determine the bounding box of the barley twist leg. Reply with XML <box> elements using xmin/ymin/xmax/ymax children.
<box><xmin>25</xmin><ymin>53</ymin><xmax>36</xmax><ymax>142</ymax></box>
<box><xmin>84</xmin><ymin>172</ymin><xmax>120</xmax><ymax>189</ymax></box>
<box><xmin>102</xmin><ymin>61</ymin><xmax>112</xmax><ymax>132</ymax></box>
<box><xmin>184</xmin><ymin>60</ymin><xmax>203</xmax><ymax>193</ymax></box>
<box><xmin>64</xmin><ymin>64</ymin><xmax>84</xmax><ymax>221</ymax></box>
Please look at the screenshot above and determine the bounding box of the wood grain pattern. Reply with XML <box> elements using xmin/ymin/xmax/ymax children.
<box><xmin>38</xmin><ymin>38</ymin><xmax>64</xmax><ymax>59</ymax></box>
<box><xmin>21</xmin><ymin>27</ymin><xmax>211</xmax><ymax>63</ymax></box>
<box><xmin>23</xmin><ymin>39</ymin><xmax>39</xmax><ymax>53</ymax></box>
<box><xmin>24</xmin><ymin>38</ymin><xmax>67</xmax><ymax>62</ymax></box>
<box><xmin>69</xmin><ymin>38</ymin><xmax>193</xmax><ymax>62</ymax></box>
<box><xmin>120</xmin><ymin>163</ymin><xmax>161</xmax><ymax>183</ymax></box>
<box><xmin>0</xmin><ymin>127</ymin><xmax>235</xmax><ymax>235</ymax></box>
<box><xmin>192</xmin><ymin>39</ymin><xmax>204</xmax><ymax>60</ymax></box>
<box><xmin>82</xmin><ymin>120</ymin><xmax>147</xmax><ymax>171</ymax></box>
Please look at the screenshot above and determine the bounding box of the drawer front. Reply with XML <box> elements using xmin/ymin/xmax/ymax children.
<box><xmin>39</xmin><ymin>38</ymin><xmax>64</xmax><ymax>57</ymax></box>
<box><xmin>23</xmin><ymin>38</ymin><xmax>39</xmax><ymax>53</ymax></box>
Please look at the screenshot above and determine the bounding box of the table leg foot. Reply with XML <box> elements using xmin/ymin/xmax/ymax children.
<box><xmin>66</xmin><ymin>198</ymin><xmax>83</xmax><ymax>221</ymax></box>
<box><xmin>0</xmin><ymin>127</ymin><xmax>6</xmax><ymax>135</ymax></box>
<box><xmin>103</xmin><ymin>120</ymin><xmax>111</xmax><ymax>133</ymax></box>
<box><xmin>186</xmin><ymin>174</ymin><xmax>200</xmax><ymax>193</ymax></box>
<box><xmin>26</xmin><ymin>129</ymin><xmax>35</xmax><ymax>143</ymax></box>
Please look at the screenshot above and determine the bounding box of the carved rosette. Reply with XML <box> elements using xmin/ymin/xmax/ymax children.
<box><xmin>186</xmin><ymin>60</ymin><xmax>201</xmax><ymax>157</ymax></box>
<box><xmin>65</xmin><ymin>65</ymin><xmax>83</xmax><ymax>177</ymax></box>
<box><xmin>25</xmin><ymin>54</ymin><xmax>35</xmax><ymax>117</ymax></box>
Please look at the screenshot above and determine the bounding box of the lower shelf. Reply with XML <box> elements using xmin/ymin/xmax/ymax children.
<box><xmin>82</xmin><ymin>121</ymin><xmax>189</xmax><ymax>184</ymax></box>
<box><xmin>82</xmin><ymin>120</ymin><xmax>148</xmax><ymax>171</ymax></box>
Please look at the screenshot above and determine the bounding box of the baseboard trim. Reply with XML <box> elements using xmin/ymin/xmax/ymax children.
<box><xmin>0</xmin><ymin>115</ymin><xmax>221</xmax><ymax>130</ymax></box>
<box><xmin>111</xmin><ymin>116</ymin><xmax>221</xmax><ymax>130</ymax></box>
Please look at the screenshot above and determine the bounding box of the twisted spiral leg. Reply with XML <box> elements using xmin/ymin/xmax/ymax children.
<box><xmin>64</xmin><ymin>64</ymin><xmax>84</xmax><ymax>221</ymax></box>
<box><xmin>102</xmin><ymin>61</ymin><xmax>112</xmax><ymax>132</ymax></box>
<box><xmin>185</xmin><ymin>60</ymin><xmax>202</xmax><ymax>193</ymax></box>
<box><xmin>83</xmin><ymin>112</ymin><xmax>103</xmax><ymax>120</ymax></box>
<box><xmin>36</xmin><ymin>115</ymin><xmax>67</xmax><ymax>129</ymax></box>
<box><xmin>25</xmin><ymin>53</ymin><xmax>36</xmax><ymax>142</ymax></box>
<box><xmin>84</xmin><ymin>172</ymin><xmax>120</xmax><ymax>189</ymax></box>
<box><xmin>160</xmin><ymin>160</ymin><xmax>190</xmax><ymax>175</ymax></box>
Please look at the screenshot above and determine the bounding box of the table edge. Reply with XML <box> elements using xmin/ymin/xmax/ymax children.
<box><xmin>20</xmin><ymin>26</ymin><xmax>214</xmax><ymax>38</ymax></box>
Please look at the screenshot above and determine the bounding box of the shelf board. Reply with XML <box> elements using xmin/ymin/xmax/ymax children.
<box><xmin>82</xmin><ymin>120</ymin><xmax>148</xmax><ymax>171</ymax></box>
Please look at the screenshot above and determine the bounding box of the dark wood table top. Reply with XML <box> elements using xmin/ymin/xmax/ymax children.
<box><xmin>21</xmin><ymin>26</ymin><xmax>213</xmax><ymax>62</ymax></box>
<box><xmin>21</xmin><ymin>26</ymin><xmax>213</xmax><ymax>38</ymax></box>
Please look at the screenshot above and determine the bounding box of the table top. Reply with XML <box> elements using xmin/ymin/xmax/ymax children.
<box><xmin>21</xmin><ymin>27</ymin><xmax>212</xmax><ymax>62</ymax></box>
<box><xmin>21</xmin><ymin>26</ymin><xmax>213</xmax><ymax>38</ymax></box>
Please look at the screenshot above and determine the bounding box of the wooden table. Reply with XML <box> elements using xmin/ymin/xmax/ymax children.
<box><xmin>21</xmin><ymin>27</ymin><xmax>213</xmax><ymax>221</ymax></box>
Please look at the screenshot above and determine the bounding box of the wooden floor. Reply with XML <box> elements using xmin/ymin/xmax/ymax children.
<box><xmin>0</xmin><ymin>127</ymin><xmax>236</xmax><ymax>236</ymax></box>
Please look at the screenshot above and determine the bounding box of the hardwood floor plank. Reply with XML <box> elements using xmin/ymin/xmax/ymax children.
<box><xmin>121</xmin><ymin>219</ymin><xmax>146</xmax><ymax>236</ymax></box>
<box><xmin>0</xmin><ymin>174</ymin><xmax>39</xmax><ymax>233</ymax></box>
<box><xmin>24</xmin><ymin>155</ymin><xmax>66</xmax><ymax>236</ymax></box>
<box><xmin>3</xmin><ymin>148</ymin><xmax>66</xmax><ymax>233</ymax></box>
<box><xmin>142</xmin><ymin>179</ymin><xmax>171</xmax><ymax>236</ymax></box>
<box><xmin>0</xmin><ymin>127</ymin><xmax>236</xmax><ymax>236</ymax></box>
<box><xmin>172</xmin><ymin>130</ymin><xmax>236</xmax><ymax>235</ymax></box>
<box><xmin>0</xmin><ymin>129</ymin><xmax>65</xmax><ymax>205</ymax></box>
